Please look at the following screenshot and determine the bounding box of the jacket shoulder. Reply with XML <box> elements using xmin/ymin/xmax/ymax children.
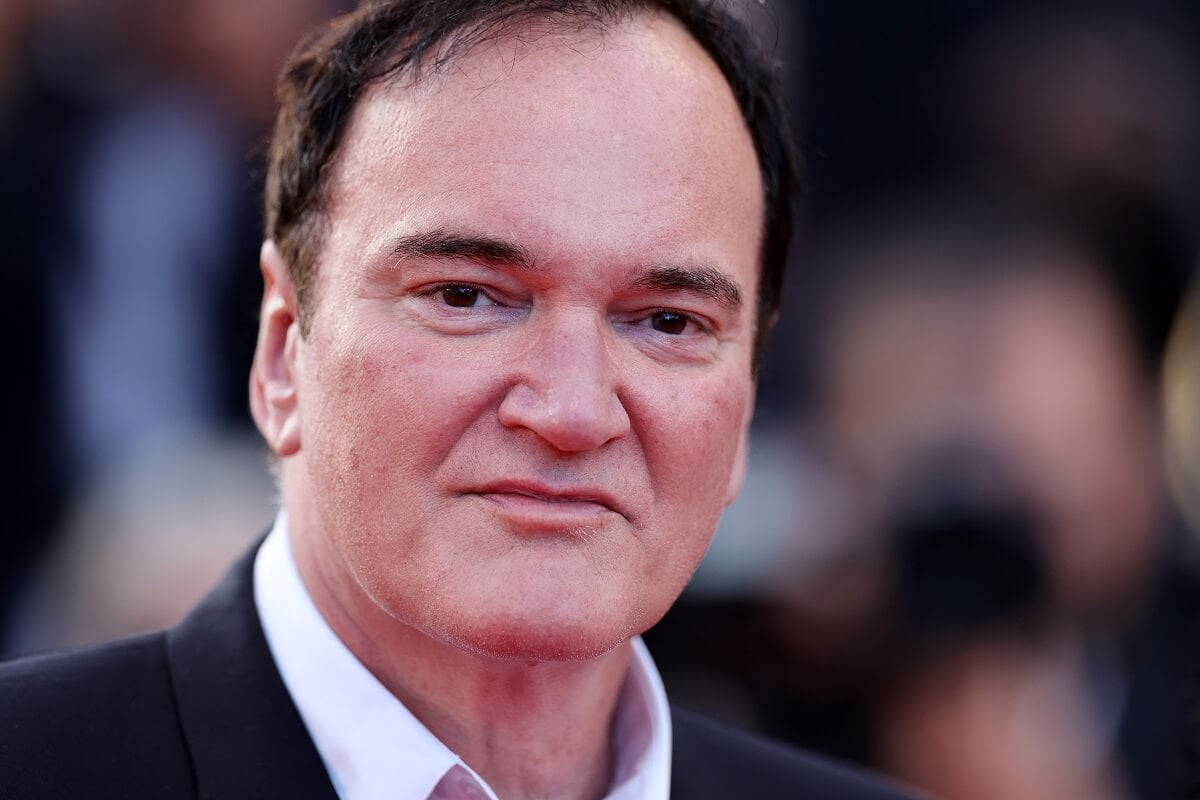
<box><xmin>0</xmin><ymin>635</ymin><xmax>195</xmax><ymax>797</ymax></box>
<box><xmin>670</xmin><ymin>707</ymin><xmax>918</xmax><ymax>800</ymax></box>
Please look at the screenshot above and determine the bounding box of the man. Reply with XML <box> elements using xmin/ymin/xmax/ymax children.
<box><xmin>0</xmin><ymin>1</ymin><xmax>913</xmax><ymax>797</ymax></box>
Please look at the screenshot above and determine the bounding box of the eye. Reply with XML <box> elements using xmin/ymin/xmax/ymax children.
<box><xmin>440</xmin><ymin>286</ymin><xmax>487</xmax><ymax>307</ymax></box>
<box><xmin>650</xmin><ymin>311</ymin><xmax>690</xmax><ymax>335</ymax></box>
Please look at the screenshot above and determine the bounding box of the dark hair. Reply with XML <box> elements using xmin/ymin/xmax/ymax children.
<box><xmin>264</xmin><ymin>0</ymin><xmax>797</xmax><ymax>365</ymax></box>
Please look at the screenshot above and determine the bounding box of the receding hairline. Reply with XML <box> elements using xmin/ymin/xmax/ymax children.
<box><xmin>308</xmin><ymin>7</ymin><xmax>669</xmax><ymax>207</ymax></box>
<box><xmin>318</xmin><ymin>7</ymin><xmax>744</xmax><ymax>197</ymax></box>
<box><xmin>370</xmin><ymin>5</ymin><xmax>681</xmax><ymax>87</ymax></box>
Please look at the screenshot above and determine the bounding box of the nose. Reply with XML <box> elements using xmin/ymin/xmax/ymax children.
<box><xmin>497</xmin><ymin>311</ymin><xmax>631</xmax><ymax>452</ymax></box>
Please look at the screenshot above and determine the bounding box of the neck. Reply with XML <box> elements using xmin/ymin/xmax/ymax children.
<box><xmin>292</xmin><ymin>520</ymin><xmax>629</xmax><ymax>800</ymax></box>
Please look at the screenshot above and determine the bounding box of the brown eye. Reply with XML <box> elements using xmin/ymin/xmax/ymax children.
<box><xmin>650</xmin><ymin>311</ymin><xmax>688</xmax><ymax>335</ymax></box>
<box><xmin>441</xmin><ymin>286</ymin><xmax>480</xmax><ymax>307</ymax></box>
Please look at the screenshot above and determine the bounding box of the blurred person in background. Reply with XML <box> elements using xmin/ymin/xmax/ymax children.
<box><xmin>0</xmin><ymin>0</ymin><xmax>341</xmax><ymax>654</ymax></box>
<box><xmin>783</xmin><ymin>8</ymin><xmax>1200</xmax><ymax>797</ymax></box>
<box><xmin>784</xmin><ymin>194</ymin><xmax>1196</xmax><ymax>800</ymax></box>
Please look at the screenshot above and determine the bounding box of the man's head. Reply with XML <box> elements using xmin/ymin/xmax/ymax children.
<box><xmin>250</xmin><ymin>0</ymin><xmax>795</xmax><ymax>662</ymax></box>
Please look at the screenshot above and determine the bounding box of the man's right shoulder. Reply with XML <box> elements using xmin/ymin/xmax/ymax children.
<box><xmin>0</xmin><ymin>635</ymin><xmax>196</xmax><ymax>798</ymax></box>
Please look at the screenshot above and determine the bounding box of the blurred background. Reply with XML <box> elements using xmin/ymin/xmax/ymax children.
<box><xmin>4</xmin><ymin>1</ymin><xmax>1200</xmax><ymax>798</ymax></box>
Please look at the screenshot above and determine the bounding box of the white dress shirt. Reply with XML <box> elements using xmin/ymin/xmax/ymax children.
<box><xmin>254</xmin><ymin>514</ymin><xmax>673</xmax><ymax>800</ymax></box>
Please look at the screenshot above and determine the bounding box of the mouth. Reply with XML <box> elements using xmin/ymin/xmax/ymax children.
<box><xmin>469</xmin><ymin>481</ymin><xmax>625</xmax><ymax>523</ymax></box>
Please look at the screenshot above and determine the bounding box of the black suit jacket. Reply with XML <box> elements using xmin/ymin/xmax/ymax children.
<box><xmin>0</xmin><ymin>548</ymin><xmax>914</xmax><ymax>799</ymax></box>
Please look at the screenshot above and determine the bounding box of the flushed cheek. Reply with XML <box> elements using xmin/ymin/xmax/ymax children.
<box><xmin>646</xmin><ymin>373</ymin><xmax>748</xmax><ymax>488</ymax></box>
<box><xmin>302</xmin><ymin>329</ymin><xmax>493</xmax><ymax>506</ymax></box>
<box><xmin>634</xmin><ymin>372</ymin><xmax>750</xmax><ymax>578</ymax></box>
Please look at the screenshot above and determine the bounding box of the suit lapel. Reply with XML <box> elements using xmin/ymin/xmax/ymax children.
<box><xmin>166</xmin><ymin>545</ymin><xmax>339</xmax><ymax>800</ymax></box>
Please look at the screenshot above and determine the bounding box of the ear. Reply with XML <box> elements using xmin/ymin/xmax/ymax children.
<box><xmin>724</xmin><ymin>384</ymin><xmax>755</xmax><ymax>506</ymax></box>
<box><xmin>250</xmin><ymin>240</ymin><xmax>302</xmax><ymax>457</ymax></box>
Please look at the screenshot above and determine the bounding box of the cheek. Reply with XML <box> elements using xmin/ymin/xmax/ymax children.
<box><xmin>295</xmin><ymin>326</ymin><xmax>511</xmax><ymax>594</ymax></box>
<box><xmin>647</xmin><ymin>372</ymin><xmax>748</xmax><ymax>487</ymax></box>
<box><xmin>635</xmin><ymin>371</ymin><xmax>750</xmax><ymax>575</ymax></box>
<box><xmin>297</xmin><ymin>326</ymin><xmax>488</xmax><ymax>507</ymax></box>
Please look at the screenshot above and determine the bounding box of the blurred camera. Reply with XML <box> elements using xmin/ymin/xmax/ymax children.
<box><xmin>881</xmin><ymin>440</ymin><xmax>1049</xmax><ymax>654</ymax></box>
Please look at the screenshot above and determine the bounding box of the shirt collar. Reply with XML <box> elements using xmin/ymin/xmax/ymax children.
<box><xmin>254</xmin><ymin>513</ymin><xmax>672</xmax><ymax>800</ymax></box>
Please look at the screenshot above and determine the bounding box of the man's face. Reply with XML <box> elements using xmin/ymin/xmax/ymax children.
<box><xmin>263</xmin><ymin>14</ymin><xmax>764</xmax><ymax>660</ymax></box>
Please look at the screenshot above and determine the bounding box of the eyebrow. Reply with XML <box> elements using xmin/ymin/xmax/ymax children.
<box><xmin>389</xmin><ymin>229</ymin><xmax>537</xmax><ymax>271</ymax></box>
<box><xmin>387</xmin><ymin>229</ymin><xmax>742</xmax><ymax>309</ymax></box>
<box><xmin>634</xmin><ymin>265</ymin><xmax>743</xmax><ymax>309</ymax></box>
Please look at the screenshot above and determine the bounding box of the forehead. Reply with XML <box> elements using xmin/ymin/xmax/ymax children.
<box><xmin>319</xmin><ymin>12</ymin><xmax>763</xmax><ymax>278</ymax></box>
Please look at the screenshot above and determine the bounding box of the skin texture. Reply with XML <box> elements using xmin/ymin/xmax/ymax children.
<box><xmin>251</xmin><ymin>13</ymin><xmax>763</xmax><ymax>799</ymax></box>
